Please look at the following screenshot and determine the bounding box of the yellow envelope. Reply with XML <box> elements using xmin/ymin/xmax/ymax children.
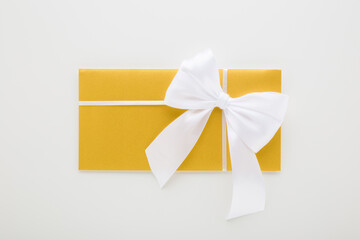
<box><xmin>79</xmin><ymin>69</ymin><xmax>282</xmax><ymax>171</ymax></box>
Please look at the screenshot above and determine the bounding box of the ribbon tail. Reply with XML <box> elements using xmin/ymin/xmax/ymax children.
<box><xmin>146</xmin><ymin>109</ymin><xmax>213</xmax><ymax>188</ymax></box>
<box><xmin>226</xmin><ymin>123</ymin><xmax>266</xmax><ymax>220</ymax></box>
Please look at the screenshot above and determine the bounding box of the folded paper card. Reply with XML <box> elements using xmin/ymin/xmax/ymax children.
<box><xmin>79</xmin><ymin>68</ymin><xmax>282</xmax><ymax>171</ymax></box>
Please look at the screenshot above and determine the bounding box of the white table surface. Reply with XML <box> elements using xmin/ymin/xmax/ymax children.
<box><xmin>1</xmin><ymin>0</ymin><xmax>359</xmax><ymax>239</ymax></box>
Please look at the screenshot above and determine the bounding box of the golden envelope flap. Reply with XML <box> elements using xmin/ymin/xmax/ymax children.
<box><xmin>79</xmin><ymin>69</ymin><xmax>282</xmax><ymax>171</ymax></box>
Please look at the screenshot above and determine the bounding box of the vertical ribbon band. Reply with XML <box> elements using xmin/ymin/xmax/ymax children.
<box><xmin>222</xmin><ymin>69</ymin><xmax>228</xmax><ymax>172</ymax></box>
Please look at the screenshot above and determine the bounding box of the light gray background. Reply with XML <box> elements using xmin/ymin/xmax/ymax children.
<box><xmin>1</xmin><ymin>0</ymin><xmax>359</xmax><ymax>239</ymax></box>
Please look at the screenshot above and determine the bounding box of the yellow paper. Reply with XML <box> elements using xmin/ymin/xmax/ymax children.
<box><xmin>79</xmin><ymin>69</ymin><xmax>281</xmax><ymax>171</ymax></box>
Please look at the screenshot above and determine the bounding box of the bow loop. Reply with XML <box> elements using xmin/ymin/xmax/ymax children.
<box><xmin>164</xmin><ymin>49</ymin><xmax>223</xmax><ymax>110</ymax></box>
<box><xmin>226</xmin><ymin>92</ymin><xmax>288</xmax><ymax>153</ymax></box>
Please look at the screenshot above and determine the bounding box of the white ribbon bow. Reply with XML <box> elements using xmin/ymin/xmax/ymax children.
<box><xmin>145</xmin><ymin>50</ymin><xmax>288</xmax><ymax>219</ymax></box>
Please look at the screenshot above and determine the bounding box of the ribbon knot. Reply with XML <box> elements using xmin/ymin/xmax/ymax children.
<box><xmin>145</xmin><ymin>49</ymin><xmax>288</xmax><ymax>220</ymax></box>
<box><xmin>215</xmin><ymin>92</ymin><xmax>231</xmax><ymax>110</ymax></box>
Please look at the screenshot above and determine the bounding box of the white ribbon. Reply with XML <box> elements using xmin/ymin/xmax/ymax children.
<box><xmin>146</xmin><ymin>49</ymin><xmax>288</xmax><ymax>219</ymax></box>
